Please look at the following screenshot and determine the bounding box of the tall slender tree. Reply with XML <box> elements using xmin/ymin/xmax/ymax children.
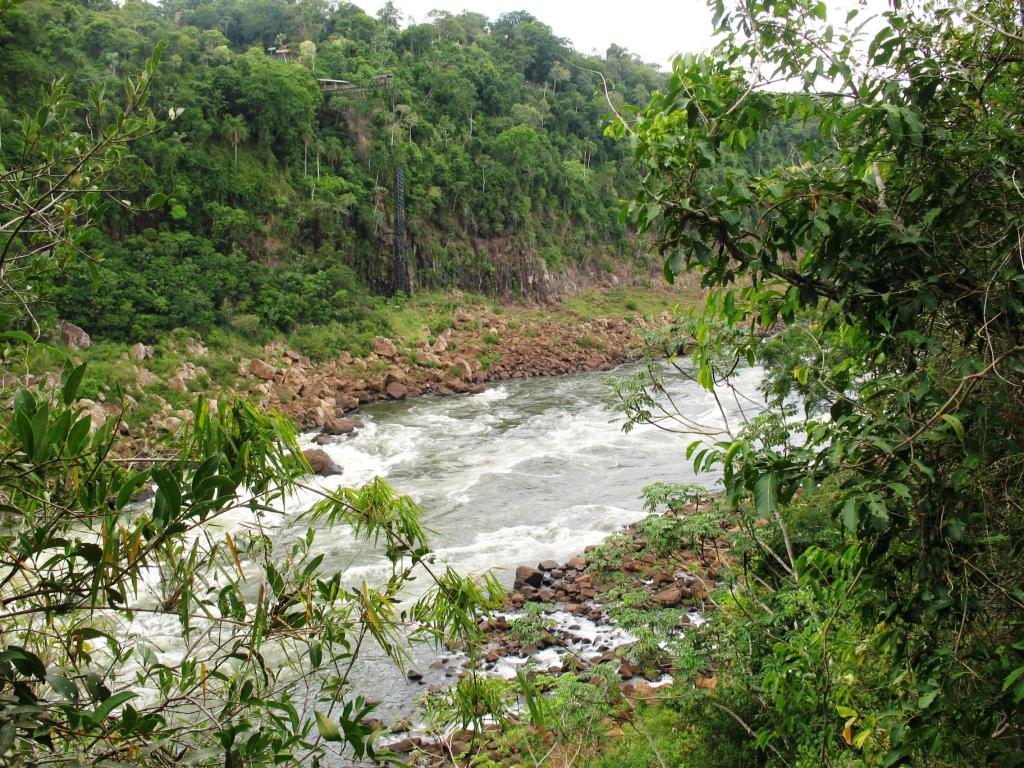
<box><xmin>221</xmin><ymin>113</ymin><xmax>248</xmax><ymax>166</ymax></box>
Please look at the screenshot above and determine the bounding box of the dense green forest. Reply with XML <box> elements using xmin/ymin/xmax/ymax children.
<box><xmin>0</xmin><ymin>0</ymin><xmax>665</xmax><ymax>341</ymax></box>
<box><xmin>2</xmin><ymin>0</ymin><xmax>1021</xmax><ymax>767</ymax></box>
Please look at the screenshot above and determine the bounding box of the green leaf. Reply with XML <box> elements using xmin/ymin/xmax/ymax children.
<box><xmin>89</xmin><ymin>691</ymin><xmax>136</xmax><ymax>723</ymax></box>
<box><xmin>0</xmin><ymin>646</ymin><xmax>47</xmax><ymax>680</ymax></box>
<box><xmin>939</xmin><ymin>413</ymin><xmax>964</xmax><ymax>440</ymax></box>
<box><xmin>1</xmin><ymin>330</ymin><xmax>36</xmax><ymax>344</ymax></box>
<box><xmin>13</xmin><ymin>388</ymin><xmax>36</xmax><ymax>417</ymax></box>
<box><xmin>62</xmin><ymin>363</ymin><xmax>87</xmax><ymax>406</ymax></box>
<box><xmin>841</xmin><ymin>497</ymin><xmax>859</xmax><ymax>532</ymax></box>
<box><xmin>47</xmin><ymin>673</ymin><xmax>79</xmax><ymax>703</ymax></box>
<box><xmin>753</xmin><ymin>473</ymin><xmax>778</xmax><ymax>518</ymax></box>
<box><xmin>309</xmin><ymin>641</ymin><xmax>323</xmax><ymax>669</ymax></box>
<box><xmin>266</xmin><ymin>564</ymin><xmax>285</xmax><ymax>597</ymax></box>
<box><xmin>315</xmin><ymin>711</ymin><xmax>342</xmax><ymax>742</ymax></box>
<box><xmin>1003</xmin><ymin>666</ymin><xmax>1024</xmax><ymax>692</ymax></box>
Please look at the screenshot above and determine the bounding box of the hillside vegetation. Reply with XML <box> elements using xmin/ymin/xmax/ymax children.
<box><xmin>0</xmin><ymin>0</ymin><xmax>664</xmax><ymax>342</ymax></box>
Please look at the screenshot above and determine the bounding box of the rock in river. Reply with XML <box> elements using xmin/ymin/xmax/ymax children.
<box><xmin>302</xmin><ymin>448</ymin><xmax>342</xmax><ymax>477</ymax></box>
<box><xmin>514</xmin><ymin>565</ymin><xmax>544</xmax><ymax>590</ymax></box>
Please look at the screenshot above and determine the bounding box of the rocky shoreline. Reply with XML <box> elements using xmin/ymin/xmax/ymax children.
<box><xmin>377</xmin><ymin>504</ymin><xmax>729</xmax><ymax>766</ymax></box>
<box><xmin>63</xmin><ymin>305</ymin><xmax>672</xmax><ymax>459</ymax></box>
<box><xmin>241</xmin><ymin>309</ymin><xmax>653</xmax><ymax>433</ymax></box>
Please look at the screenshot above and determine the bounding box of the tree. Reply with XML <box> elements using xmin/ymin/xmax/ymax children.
<box><xmin>298</xmin><ymin>37</ymin><xmax>316</xmax><ymax>70</ymax></box>
<box><xmin>0</xmin><ymin>42</ymin><xmax>501</xmax><ymax>768</ymax></box>
<box><xmin>375</xmin><ymin>0</ymin><xmax>400</xmax><ymax>28</ymax></box>
<box><xmin>221</xmin><ymin>113</ymin><xmax>248</xmax><ymax>165</ymax></box>
<box><xmin>613</xmin><ymin>0</ymin><xmax>1024</xmax><ymax>764</ymax></box>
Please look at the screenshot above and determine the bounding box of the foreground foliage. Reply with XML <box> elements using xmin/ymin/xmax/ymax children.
<box><xmin>0</xmin><ymin>42</ymin><xmax>500</xmax><ymax>768</ymax></box>
<box><xmin>609</xmin><ymin>0</ymin><xmax>1024</xmax><ymax>765</ymax></box>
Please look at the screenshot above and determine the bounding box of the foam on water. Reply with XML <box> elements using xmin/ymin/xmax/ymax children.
<box><xmin>115</xmin><ymin>362</ymin><xmax>765</xmax><ymax>717</ymax></box>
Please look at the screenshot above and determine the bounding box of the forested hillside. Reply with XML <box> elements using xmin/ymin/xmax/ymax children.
<box><xmin>0</xmin><ymin>0</ymin><xmax>664</xmax><ymax>341</ymax></box>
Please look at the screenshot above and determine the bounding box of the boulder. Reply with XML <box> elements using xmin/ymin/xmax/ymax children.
<box><xmin>538</xmin><ymin>559</ymin><xmax>560</xmax><ymax>572</ymax></box>
<box><xmin>372</xmin><ymin>336</ymin><xmax>398</xmax><ymax>358</ymax></box>
<box><xmin>335</xmin><ymin>394</ymin><xmax>359</xmax><ymax>411</ymax></box>
<box><xmin>185</xmin><ymin>337</ymin><xmax>208</xmax><ymax>356</ymax></box>
<box><xmin>654</xmin><ymin>586</ymin><xmax>683</xmax><ymax>607</ymax></box>
<box><xmin>302</xmin><ymin>448</ymin><xmax>342</xmax><ymax>477</ymax></box>
<box><xmin>61</xmin><ymin>322</ymin><xmax>90</xmax><ymax>350</ymax></box>
<box><xmin>451</xmin><ymin>358</ymin><xmax>473</xmax><ymax>379</ymax></box>
<box><xmin>135</xmin><ymin>367</ymin><xmax>158</xmax><ymax>387</ymax></box>
<box><xmin>383</xmin><ymin>737</ymin><xmax>423</xmax><ymax>754</ymax></box>
<box><xmin>249</xmin><ymin>358</ymin><xmax>276</xmax><ymax>380</ymax></box>
<box><xmin>386</xmin><ymin>381</ymin><xmax>407</xmax><ymax>400</ymax></box>
<box><xmin>155</xmin><ymin>416</ymin><xmax>183</xmax><ymax>433</ymax></box>
<box><xmin>130</xmin><ymin>342</ymin><xmax>154</xmax><ymax>361</ymax></box>
<box><xmin>514</xmin><ymin>565</ymin><xmax>544</xmax><ymax>590</ymax></box>
<box><xmin>323</xmin><ymin>417</ymin><xmax>357</xmax><ymax>435</ymax></box>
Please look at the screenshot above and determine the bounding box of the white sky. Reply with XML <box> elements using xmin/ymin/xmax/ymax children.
<box><xmin>350</xmin><ymin>0</ymin><xmax>716</xmax><ymax>66</ymax></box>
<box><xmin>348</xmin><ymin>0</ymin><xmax>891</xmax><ymax>68</ymax></box>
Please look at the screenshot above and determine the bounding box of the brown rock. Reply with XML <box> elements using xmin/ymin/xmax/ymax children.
<box><xmin>654</xmin><ymin>586</ymin><xmax>683</xmax><ymax>607</ymax></box>
<box><xmin>514</xmin><ymin>566</ymin><xmax>544</xmax><ymax>590</ymax></box>
<box><xmin>323</xmin><ymin>417</ymin><xmax>357</xmax><ymax>435</ymax></box>
<box><xmin>451</xmin><ymin>358</ymin><xmax>473</xmax><ymax>379</ymax></box>
<box><xmin>249</xmin><ymin>358</ymin><xmax>275</xmax><ymax>380</ymax></box>
<box><xmin>652</xmin><ymin>570</ymin><xmax>674</xmax><ymax>586</ymax></box>
<box><xmin>130</xmin><ymin>342</ymin><xmax>154</xmax><ymax>361</ymax></box>
<box><xmin>695</xmin><ymin>675</ymin><xmax>718</xmax><ymax>689</ymax></box>
<box><xmin>302</xmin><ymin>449</ymin><xmax>342</xmax><ymax>477</ymax></box>
<box><xmin>386</xmin><ymin>381</ymin><xmax>407</xmax><ymax>400</ymax></box>
<box><xmin>335</xmin><ymin>394</ymin><xmax>359</xmax><ymax>411</ymax></box>
<box><xmin>61</xmin><ymin>322</ymin><xmax>91</xmax><ymax>350</ymax></box>
<box><xmin>384</xmin><ymin>737</ymin><xmax>423</xmax><ymax>754</ymax></box>
<box><xmin>373</xmin><ymin>336</ymin><xmax>398</xmax><ymax>358</ymax></box>
<box><xmin>538</xmin><ymin>559</ymin><xmax>560</xmax><ymax>572</ymax></box>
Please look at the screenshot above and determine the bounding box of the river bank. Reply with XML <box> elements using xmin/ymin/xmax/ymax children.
<box><xmin>33</xmin><ymin>287</ymin><xmax>699</xmax><ymax>456</ymax></box>
<box><xmin>376</xmin><ymin>499</ymin><xmax>732</xmax><ymax>766</ymax></box>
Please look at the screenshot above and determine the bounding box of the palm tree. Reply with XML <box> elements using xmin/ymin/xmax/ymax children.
<box><xmin>302</xmin><ymin>130</ymin><xmax>314</xmax><ymax>177</ymax></box>
<box><xmin>222</xmin><ymin>114</ymin><xmax>248</xmax><ymax>166</ymax></box>
<box><xmin>322</xmin><ymin>136</ymin><xmax>344</xmax><ymax>173</ymax></box>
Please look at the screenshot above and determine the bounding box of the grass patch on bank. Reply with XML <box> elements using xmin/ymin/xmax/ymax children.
<box><xmin>558</xmin><ymin>281</ymin><xmax>703</xmax><ymax>321</ymax></box>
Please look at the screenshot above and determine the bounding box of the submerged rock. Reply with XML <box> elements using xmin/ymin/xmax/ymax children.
<box><xmin>302</xmin><ymin>448</ymin><xmax>342</xmax><ymax>477</ymax></box>
<box><xmin>323</xmin><ymin>417</ymin><xmax>357</xmax><ymax>435</ymax></box>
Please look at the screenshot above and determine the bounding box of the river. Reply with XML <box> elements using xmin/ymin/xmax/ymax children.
<box><xmin>125</xmin><ymin>361</ymin><xmax>764</xmax><ymax>729</ymax></box>
<box><xmin>282</xmin><ymin>362</ymin><xmax>765</xmax><ymax>721</ymax></box>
